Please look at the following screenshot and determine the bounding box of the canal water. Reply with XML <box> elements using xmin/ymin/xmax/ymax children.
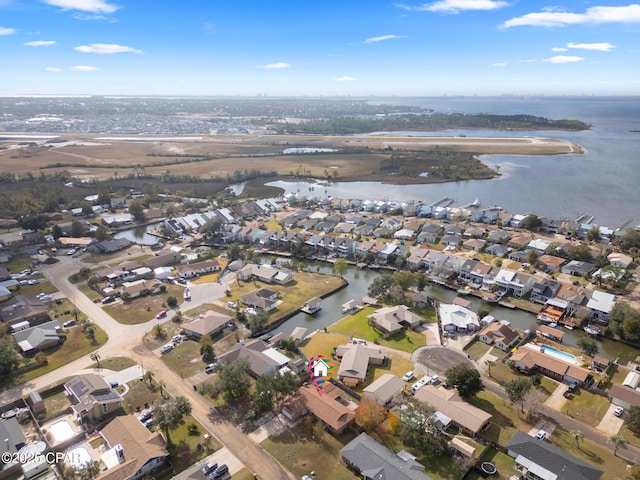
<box><xmin>113</xmin><ymin>222</ymin><xmax>162</xmax><ymax>246</ymax></box>
<box><xmin>273</xmin><ymin>264</ymin><xmax>639</xmax><ymax>364</ymax></box>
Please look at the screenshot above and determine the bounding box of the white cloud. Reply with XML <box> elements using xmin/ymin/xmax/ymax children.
<box><xmin>336</xmin><ymin>76</ymin><xmax>355</xmax><ymax>82</ymax></box>
<box><xmin>543</xmin><ymin>55</ymin><xmax>584</xmax><ymax>63</ymax></box>
<box><xmin>259</xmin><ymin>62</ymin><xmax>290</xmax><ymax>69</ymax></box>
<box><xmin>567</xmin><ymin>42</ymin><xmax>615</xmax><ymax>51</ymax></box>
<box><xmin>70</xmin><ymin>65</ymin><xmax>99</xmax><ymax>71</ymax></box>
<box><xmin>0</xmin><ymin>26</ymin><xmax>16</xmax><ymax>35</ymax></box>
<box><xmin>45</xmin><ymin>67</ymin><xmax>61</xmax><ymax>72</ymax></box>
<box><xmin>74</xmin><ymin>43</ymin><xmax>142</xmax><ymax>54</ymax></box>
<box><xmin>42</xmin><ymin>0</ymin><xmax>119</xmax><ymax>14</ymax></box>
<box><xmin>395</xmin><ymin>0</ymin><xmax>508</xmax><ymax>14</ymax></box>
<box><xmin>502</xmin><ymin>4</ymin><xmax>640</xmax><ymax>28</ymax></box>
<box><xmin>24</xmin><ymin>40</ymin><xmax>56</xmax><ymax>47</ymax></box>
<box><xmin>518</xmin><ymin>58</ymin><xmax>537</xmax><ymax>63</ymax></box>
<box><xmin>364</xmin><ymin>34</ymin><xmax>404</xmax><ymax>44</ymax></box>
<box><xmin>552</xmin><ymin>47</ymin><xmax>568</xmax><ymax>52</ymax></box>
<box><xmin>493</xmin><ymin>62</ymin><xmax>507</xmax><ymax>67</ymax></box>
<box><xmin>73</xmin><ymin>13</ymin><xmax>113</xmax><ymax>21</ymax></box>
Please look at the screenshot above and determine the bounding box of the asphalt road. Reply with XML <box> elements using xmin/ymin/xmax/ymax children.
<box><xmin>0</xmin><ymin>253</ymin><xmax>295</xmax><ymax>480</ymax></box>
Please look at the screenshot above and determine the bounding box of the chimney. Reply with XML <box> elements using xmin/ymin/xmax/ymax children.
<box><xmin>115</xmin><ymin>444</ymin><xmax>125</xmax><ymax>463</ymax></box>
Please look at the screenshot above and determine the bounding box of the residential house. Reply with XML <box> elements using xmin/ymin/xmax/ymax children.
<box><xmin>92</xmin><ymin>238</ymin><xmax>133</xmax><ymax>254</ymax></box>
<box><xmin>64</xmin><ymin>374</ymin><xmax>123</xmax><ymax>422</ymax></box>
<box><xmin>463</xmin><ymin>238</ymin><xmax>486</xmax><ymax>252</ymax></box>
<box><xmin>335</xmin><ymin>343</ymin><xmax>387</xmax><ymax>387</ymax></box>
<box><xmin>416</xmin><ymin>230</ymin><xmax>439</xmax><ymax>244</ymax></box>
<box><xmin>608</xmin><ymin>252</ymin><xmax>633</xmax><ymax>269</ymax></box>
<box><xmin>537</xmin><ymin>325</ymin><xmax>565</xmax><ymax>343</ymax></box>
<box><xmin>175</xmin><ymin>260</ymin><xmax>220</xmax><ymax>279</ymax></box>
<box><xmin>510</xmin><ymin>345</ymin><xmax>592</xmax><ymax>386</ymax></box>
<box><xmin>341</xmin><ymin>433</ymin><xmax>433</xmax><ymax>480</ymax></box>
<box><xmin>458</xmin><ymin>260</ymin><xmax>493</xmax><ymax>287</ymax></box>
<box><xmin>463</xmin><ymin>226</ymin><xmax>485</xmax><ymax>238</ymax></box>
<box><xmin>12</xmin><ymin>320</ymin><xmax>61</xmax><ymax>354</ymax></box>
<box><xmin>486</xmin><ymin>243</ymin><xmax>511</xmax><ymax>258</ymax></box>
<box><xmin>438</xmin><ymin>303</ymin><xmax>480</xmax><ymax>333</ymax></box>
<box><xmin>120</xmin><ymin>279</ymin><xmax>163</xmax><ymax>299</ymax></box>
<box><xmin>561</xmin><ymin>260</ymin><xmax>595</xmax><ymax>277</ymax></box>
<box><xmin>508</xmin><ymin>250</ymin><xmax>528</xmax><ymax>263</ymax></box>
<box><xmin>592</xmin><ymin>355</ymin><xmax>611</xmax><ymax>372</ymax></box>
<box><xmin>96</xmin><ymin>415</ymin><xmax>168</xmax><ymax>480</ymax></box>
<box><xmin>237</xmin><ymin>263</ymin><xmax>293</xmax><ymax>285</ymax></box>
<box><xmin>536</xmin><ymin>255</ymin><xmax>566</xmax><ymax>273</ymax></box>
<box><xmin>367</xmin><ymin>305</ymin><xmax>422</xmax><ymax>337</ymax></box>
<box><xmin>377</xmin><ymin>243</ymin><xmax>399</xmax><ymax>264</ymax></box>
<box><xmin>143</xmin><ymin>251</ymin><xmax>182</xmax><ymax>269</ymax></box>
<box><xmin>289</xmin><ymin>326</ymin><xmax>308</xmax><ymax>345</ymax></box>
<box><xmin>406</xmin><ymin>248</ymin><xmax>430</xmax><ymax>270</ymax></box>
<box><xmin>530</xmin><ymin>279</ymin><xmax>561</xmax><ymax>304</ymax></box>
<box><xmin>218</xmin><ymin>339</ymin><xmax>289</xmax><ymax>377</ymax></box>
<box><xmin>413</xmin><ymin>385</ymin><xmax>492</xmax><ymax>436</ymax></box>
<box><xmin>281</xmin><ymin>383</ymin><xmax>355</xmax><ymax>435</ymax></box>
<box><xmin>477</xmin><ymin>321</ymin><xmax>519</xmax><ymax>351</ymax></box>
<box><xmin>239</xmin><ymin>288</ymin><xmax>279</xmax><ymax>312</ymax></box>
<box><xmin>508</xmin><ymin>233</ymin><xmax>531</xmax><ymax>249</ymax></box>
<box><xmin>506</xmin><ymin>431</ymin><xmax>602</xmax><ymax>480</ymax></box>
<box><xmin>363</xmin><ymin>374</ymin><xmax>404</xmax><ymax>406</ymax></box>
<box><xmin>182</xmin><ymin>311</ymin><xmax>232</xmax><ymax>339</ymax></box>
<box><xmin>586</xmin><ymin>290</ymin><xmax>616</xmax><ymax>324</ymax></box>
<box><xmin>487</xmin><ymin>229</ymin><xmax>509</xmax><ymax>243</ymax></box>
<box><xmin>394</xmin><ymin>228</ymin><xmax>416</xmax><ymax>241</ymax></box>
<box><xmin>428</xmin><ymin>252</ymin><xmax>464</xmax><ymax>278</ymax></box>
<box><xmin>527</xmin><ymin>239</ymin><xmax>550</xmax><ymax>254</ymax></box>
<box><xmin>510</xmin><ymin>214</ymin><xmax>528</xmax><ymax>228</ymax></box>
<box><xmin>102</xmin><ymin>213</ymin><xmax>135</xmax><ymax>227</ymax></box>
<box><xmin>0</xmin><ymin>295</ymin><xmax>49</xmax><ymax>328</ymax></box>
<box><xmin>440</xmin><ymin>234</ymin><xmax>462</xmax><ymax>247</ymax></box>
<box><xmin>609</xmin><ymin>384</ymin><xmax>640</xmax><ymax>410</ymax></box>
<box><xmin>0</xmin><ymin>417</ymin><xmax>26</xmax><ymax>470</ymax></box>
<box><xmin>493</xmin><ymin>269</ymin><xmax>535</xmax><ymax>297</ymax></box>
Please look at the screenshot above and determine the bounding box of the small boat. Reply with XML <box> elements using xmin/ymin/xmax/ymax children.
<box><xmin>548</xmin><ymin>323</ymin><xmax>557</xmax><ymax>328</ymax></box>
<box><xmin>584</xmin><ymin>325</ymin><xmax>601</xmax><ymax>336</ymax></box>
<box><xmin>456</xmin><ymin>288</ymin><xmax>470</xmax><ymax>295</ymax></box>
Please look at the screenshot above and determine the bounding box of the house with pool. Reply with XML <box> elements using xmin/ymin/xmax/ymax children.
<box><xmin>64</xmin><ymin>374</ymin><xmax>123</xmax><ymax>423</ymax></box>
<box><xmin>510</xmin><ymin>344</ymin><xmax>593</xmax><ymax>386</ymax></box>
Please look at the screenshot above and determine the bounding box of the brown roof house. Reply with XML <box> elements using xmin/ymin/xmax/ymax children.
<box><xmin>414</xmin><ymin>385</ymin><xmax>492</xmax><ymax>436</ymax></box>
<box><xmin>239</xmin><ymin>288</ymin><xmax>279</xmax><ymax>312</ymax></box>
<box><xmin>175</xmin><ymin>260</ymin><xmax>220</xmax><ymax>279</ymax></box>
<box><xmin>367</xmin><ymin>305</ymin><xmax>423</xmax><ymax>338</ymax></box>
<box><xmin>182</xmin><ymin>310</ymin><xmax>232</xmax><ymax>339</ymax></box>
<box><xmin>96</xmin><ymin>415</ymin><xmax>168</xmax><ymax>480</ymax></box>
<box><xmin>218</xmin><ymin>339</ymin><xmax>290</xmax><ymax>377</ymax></box>
<box><xmin>477</xmin><ymin>321</ymin><xmax>519</xmax><ymax>352</ymax></box>
<box><xmin>335</xmin><ymin>343</ymin><xmax>387</xmax><ymax>387</ymax></box>
<box><xmin>510</xmin><ymin>345</ymin><xmax>592</xmax><ymax>386</ymax></box>
<box><xmin>363</xmin><ymin>373</ymin><xmax>405</xmax><ymax>406</ymax></box>
<box><xmin>282</xmin><ymin>383</ymin><xmax>356</xmax><ymax>434</ymax></box>
<box><xmin>64</xmin><ymin>374</ymin><xmax>123</xmax><ymax>423</ymax></box>
<box><xmin>120</xmin><ymin>279</ymin><xmax>164</xmax><ymax>300</ymax></box>
<box><xmin>0</xmin><ymin>295</ymin><xmax>49</xmax><ymax>328</ymax></box>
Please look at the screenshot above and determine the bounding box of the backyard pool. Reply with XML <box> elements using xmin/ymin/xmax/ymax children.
<box><xmin>49</xmin><ymin>420</ymin><xmax>75</xmax><ymax>442</ymax></box>
<box><xmin>67</xmin><ymin>446</ymin><xmax>93</xmax><ymax>469</ymax></box>
<box><xmin>539</xmin><ymin>345</ymin><xmax>579</xmax><ymax>365</ymax></box>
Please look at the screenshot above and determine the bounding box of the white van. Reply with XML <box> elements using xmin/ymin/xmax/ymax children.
<box><xmin>160</xmin><ymin>343</ymin><xmax>174</xmax><ymax>354</ymax></box>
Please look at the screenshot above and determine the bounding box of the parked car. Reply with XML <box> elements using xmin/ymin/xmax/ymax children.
<box><xmin>430</xmin><ymin>375</ymin><xmax>440</xmax><ymax>385</ymax></box>
<box><xmin>402</xmin><ymin>371</ymin><xmax>415</xmax><ymax>382</ymax></box>
<box><xmin>210</xmin><ymin>464</ymin><xmax>229</xmax><ymax>479</ymax></box>
<box><xmin>156</xmin><ymin>310</ymin><xmax>167</xmax><ymax>319</ymax></box>
<box><xmin>177</xmin><ymin>277</ymin><xmax>187</xmax><ymax>284</ymax></box>
<box><xmin>535</xmin><ymin>430</ymin><xmax>547</xmax><ymax>440</ymax></box>
<box><xmin>63</xmin><ymin>320</ymin><xmax>76</xmax><ymax>327</ymax></box>
<box><xmin>227</xmin><ymin>301</ymin><xmax>237</xmax><ymax>309</ymax></box>
<box><xmin>67</xmin><ymin>249</ymin><xmax>76</xmax><ymax>256</ymax></box>
<box><xmin>205</xmin><ymin>363</ymin><xmax>216</xmax><ymax>374</ymax></box>
<box><xmin>614</xmin><ymin>406</ymin><xmax>625</xmax><ymax>417</ymax></box>
<box><xmin>160</xmin><ymin>343</ymin><xmax>173</xmax><ymax>354</ymax></box>
<box><xmin>102</xmin><ymin>296</ymin><xmax>115</xmax><ymax>304</ymax></box>
<box><xmin>143</xmin><ymin>418</ymin><xmax>154</xmax><ymax>428</ymax></box>
<box><xmin>138</xmin><ymin>410</ymin><xmax>152</xmax><ymax>422</ymax></box>
<box><xmin>202</xmin><ymin>463</ymin><xmax>218</xmax><ymax>476</ymax></box>
<box><xmin>171</xmin><ymin>335</ymin><xmax>182</xmax><ymax>345</ymax></box>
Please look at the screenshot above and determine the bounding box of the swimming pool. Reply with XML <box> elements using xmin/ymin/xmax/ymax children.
<box><xmin>540</xmin><ymin>345</ymin><xmax>578</xmax><ymax>364</ymax></box>
<box><xmin>67</xmin><ymin>446</ymin><xmax>92</xmax><ymax>469</ymax></box>
<box><xmin>49</xmin><ymin>420</ymin><xmax>75</xmax><ymax>442</ymax></box>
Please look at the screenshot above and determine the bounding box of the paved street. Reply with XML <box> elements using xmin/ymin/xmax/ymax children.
<box><xmin>0</xmin><ymin>253</ymin><xmax>295</xmax><ymax>480</ymax></box>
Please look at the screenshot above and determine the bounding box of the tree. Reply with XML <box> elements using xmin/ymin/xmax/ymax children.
<box><xmin>151</xmin><ymin>323</ymin><xmax>166</xmax><ymax>339</ymax></box>
<box><xmin>71</xmin><ymin>220</ymin><xmax>85</xmax><ymax>237</ymax></box>
<box><xmin>505</xmin><ymin>378</ymin><xmax>533</xmax><ymax>412</ymax></box>
<box><xmin>128</xmin><ymin>200</ymin><xmax>146</xmax><ymax>222</ymax></box>
<box><xmin>523</xmin><ymin>214</ymin><xmax>542</xmax><ymax>231</ymax></box>
<box><xmin>152</xmin><ymin>395</ymin><xmax>192</xmax><ymax>445</ymax></box>
<box><xmin>391</xmin><ymin>270</ymin><xmax>417</xmax><ymax>291</ymax></box>
<box><xmin>609</xmin><ymin>434</ymin><xmax>627</xmax><ymax>456</ymax></box>
<box><xmin>0</xmin><ymin>339</ymin><xmax>21</xmax><ymax>375</ymax></box>
<box><xmin>616</xmin><ymin>228</ymin><xmax>640</xmax><ymax>252</ymax></box>
<box><xmin>52</xmin><ymin>224</ymin><xmax>63</xmax><ymax>240</ymax></box>
<box><xmin>208</xmin><ymin>358</ymin><xmax>252</xmax><ymax>403</ymax></box>
<box><xmin>586</xmin><ymin>226</ymin><xmax>600</xmax><ymax>242</ymax></box>
<box><xmin>252</xmin><ymin>370</ymin><xmax>298</xmax><ymax>415</ymax></box>
<box><xmin>90</xmin><ymin>352</ymin><xmax>101</xmax><ymax>368</ymax></box>
<box><xmin>484</xmin><ymin>359</ymin><xmax>495</xmax><ymax>378</ymax></box>
<box><xmin>166</xmin><ymin>296</ymin><xmax>178</xmax><ymax>308</ymax></box>
<box><xmin>355</xmin><ymin>397</ymin><xmax>388</xmax><ymax>434</ymax></box>
<box><xmin>199</xmin><ymin>337</ymin><xmax>215</xmax><ymax>363</ymax></box>
<box><xmin>144</xmin><ymin>370</ymin><xmax>154</xmax><ymax>387</ymax></box>
<box><xmin>445</xmin><ymin>364</ymin><xmax>484</xmax><ymax>398</ymax></box>
<box><xmin>248</xmin><ymin>309</ymin><xmax>269</xmax><ymax>335</ymax></box>
<box><xmin>368</xmin><ymin>273</ymin><xmax>392</xmax><ymax>298</ymax></box>
<box><xmin>570</xmin><ymin>429</ymin><xmax>584</xmax><ymax>450</ymax></box>
<box><xmin>625</xmin><ymin>406</ymin><xmax>640</xmax><ymax>435</ymax></box>
<box><xmin>94</xmin><ymin>225</ymin><xmax>108</xmax><ymax>242</ymax></box>
<box><xmin>17</xmin><ymin>214</ymin><xmax>49</xmax><ymax>231</ymax></box>
<box><xmin>397</xmin><ymin>400</ymin><xmax>444</xmax><ymax>454</ymax></box>
<box><xmin>576</xmin><ymin>337</ymin><xmax>599</xmax><ymax>356</ymax></box>
<box><xmin>332</xmin><ymin>258</ymin><xmax>348</xmax><ymax>278</ymax></box>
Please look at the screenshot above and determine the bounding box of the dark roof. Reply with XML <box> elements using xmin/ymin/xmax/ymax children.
<box><xmin>340</xmin><ymin>433</ymin><xmax>432</xmax><ymax>480</ymax></box>
<box><xmin>507</xmin><ymin>431</ymin><xmax>602</xmax><ymax>480</ymax></box>
<box><xmin>0</xmin><ymin>417</ymin><xmax>26</xmax><ymax>454</ymax></box>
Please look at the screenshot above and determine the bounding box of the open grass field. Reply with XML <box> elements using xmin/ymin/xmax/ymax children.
<box><xmin>464</xmin><ymin>448</ymin><xmax>520</xmax><ymax>480</ymax></box>
<box><xmin>261</xmin><ymin>425</ymin><xmax>357</xmax><ymax>480</ymax></box>
<box><xmin>103</xmin><ymin>284</ymin><xmax>185</xmax><ymax>324</ymax></box>
<box><xmin>468</xmin><ymin>391</ymin><xmax>534</xmax><ymax>445</ymax></box>
<box><xmin>463</xmin><ymin>340</ymin><xmax>492</xmax><ymax>359</ymax></box>
<box><xmin>328</xmin><ymin>306</ymin><xmax>426</xmax><ymax>353</ymax></box>
<box><xmin>562</xmin><ymin>389</ymin><xmax>611</xmax><ymax>427</ymax></box>
<box><xmin>161</xmin><ymin>340</ymin><xmax>206</xmax><ymax>378</ymax></box>
<box><xmin>93</xmin><ymin>356</ymin><xmax>137</xmax><ymax>371</ymax></box>
<box><xmin>0</xmin><ymin>133</ymin><xmax>577</xmax><ymax>184</ymax></box>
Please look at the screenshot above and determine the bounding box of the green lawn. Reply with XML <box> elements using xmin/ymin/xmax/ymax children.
<box><xmin>232</xmin><ymin>469</ymin><xmax>256</xmax><ymax>480</ymax></box>
<box><xmin>464</xmin><ymin>448</ymin><xmax>519</xmax><ymax>480</ymax></box>
<box><xmin>122</xmin><ymin>379</ymin><xmax>161</xmax><ymax>413</ymax></box>
<box><xmin>0</xmin><ymin>323</ymin><xmax>107</xmax><ymax>390</ymax></box>
<box><xmin>161</xmin><ymin>340</ymin><xmax>206</xmax><ymax>378</ymax></box>
<box><xmin>78</xmin><ymin>282</ymin><xmax>105</xmax><ymax>302</ymax></box>
<box><xmin>463</xmin><ymin>340</ymin><xmax>492</xmax><ymax>359</ymax></box>
<box><xmin>103</xmin><ymin>285</ymin><xmax>185</xmax><ymax>324</ymax></box>
<box><xmin>261</xmin><ymin>426</ymin><xmax>357</xmax><ymax>480</ymax></box>
<box><xmin>329</xmin><ymin>307</ymin><xmax>426</xmax><ymax>354</ymax></box>
<box><xmin>167</xmin><ymin>414</ymin><xmax>221</xmax><ymax>470</ymax></box>
<box><xmin>93</xmin><ymin>356</ymin><xmax>137</xmax><ymax>371</ymax></box>
<box><xmin>355</xmin><ymin>355</ymin><xmax>416</xmax><ymax>393</ymax></box>
<box><xmin>41</xmin><ymin>389</ymin><xmax>71</xmax><ymax>420</ymax></box>
<box><xmin>484</xmin><ymin>360</ymin><xmax>520</xmax><ymax>385</ymax></box>
<box><xmin>468</xmin><ymin>391</ymin><xmax>533</xmax><ymax>445</ymax></box>
<box><xmin>421</xmin><ymin>453</ymin><xmax>468</xmax><ymax>480</ymax></box>
<box><xmin>562</xmin><ymin>389</ymin><xmax>611</xmax><ymax>427</ymax></box>
<box><xmin>300</xmin><ymin>332</ymin><xmax>347</xmax><ymax>363</ymax></box>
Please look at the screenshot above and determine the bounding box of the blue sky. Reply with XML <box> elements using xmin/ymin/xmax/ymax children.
<box><xmin>1</xmin><ymin>0</ymin><xmax>639</xmax><ymax>96</ymax></box>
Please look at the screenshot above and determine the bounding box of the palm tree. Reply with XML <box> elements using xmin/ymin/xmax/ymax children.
<box><xmin>570</xmin><ymin>429</ymin><xmax>584</xmax><ymax>449</ymax></box>
<box><xmin>157</xmin><ymin>380</ymin><xmax>166</xmax><ymax>398</ymax></box>
<box><xmin>609</xmin><ymin>435</ymin><xmax>627</xmax><ymax>456</ymax></box>
<box><xmin>151</xmin><ymin>323</ymin><xmax>166</xmax><ymax>339</ymax></box>
<box><xmin>485</xmin><ymin>359</ymin><xmax>496</xmax><ymax>378</ymax></box>
<box><xmin>90</xmin><ymin>352</ymin><xmax>101</xmax><ymax>369</ymax></box>
<box><xmin>144</xmin><ymin>370</ymin><xmax>154</xmax><ymax>387</ymax></box>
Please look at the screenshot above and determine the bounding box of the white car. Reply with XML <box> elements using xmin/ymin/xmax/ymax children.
<box><xmin>402</xmin><ymin>371</ymin><xmax>415</xmax><ymax>382</ymax></box>
<box><xmin>535</xmin><ymin>430</ymin><xmax>547</xmax><ymax>440</ymax></box>
<box><xmin>159</xmin><ymin>343</ymin><xmax>174</xmax><ymax>354</ymax></box>
<box><xmin>614</xmin><ymin>406</ymin><xmax>625</xmax><ymax>417</ymax></box>
<box><xmin>67</xmin><ymin>249</ymin><xmax>76</xmax><ymax>256</ymax></box>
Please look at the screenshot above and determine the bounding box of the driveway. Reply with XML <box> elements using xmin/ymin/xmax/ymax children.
<box><xmin>171</xmin><ymin>446</ymin><xmax>242</xmax><ymax>480</ymax></box>
<box><xmin>411</xmin><ymin>346</ymin><xmax>473</xmax><ymax>378</ymax></box>
<box><xmin>103</xmin><ymin>365</ymin><xmax>145</xmax><ymax>386</ymax></box>
<box><xmin>597</xmin><ymin>404</ymin><xmax>625</xmax><ymax>436</ymax></box>
<box><xmin>544</xmin><ymin>383</ymin><xmax>569</xmax><ymax>410</ymax></box>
